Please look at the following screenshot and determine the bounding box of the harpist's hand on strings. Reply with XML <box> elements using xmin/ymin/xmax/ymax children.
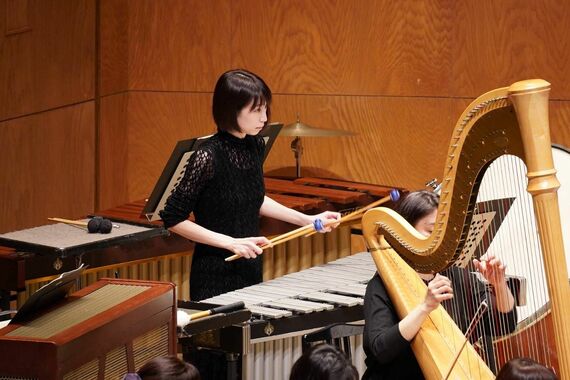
<box><xmin>473</xmin><ymin>254</ymin><xmax>506</xmax><ymax>288</ymax></box>
<box><xmin>422</xmin><ymin>274</ymin><xmax>453</xmax><ymax>313</ymax></box>
<box><xmin>227</xmin><ymin>237</ymin><xmax>271</xmax><ymax>259</ymax></box>
<box><xmin>473</xmin><ymin>254</ymin><xmax>514</xmax><ymax>312</ymax></box>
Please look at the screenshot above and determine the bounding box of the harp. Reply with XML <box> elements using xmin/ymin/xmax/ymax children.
<box><xmin>362</xmin><ymin>79</ymin><xmax>569</xmax><ymax>379</ymax></box>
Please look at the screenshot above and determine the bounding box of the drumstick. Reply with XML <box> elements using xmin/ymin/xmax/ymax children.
<box><xmin>225</xmin><ymin>189</ymin><xmax>400</xmax><ymax>262</ymax></box>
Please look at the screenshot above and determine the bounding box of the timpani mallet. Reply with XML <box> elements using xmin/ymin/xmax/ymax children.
<box><xmin>48</xmin><ymin>217</ymin><xmax>117</xmax><ymax>233</ymax></box>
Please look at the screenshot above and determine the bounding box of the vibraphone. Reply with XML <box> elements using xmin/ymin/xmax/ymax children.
<box><xmin>0</xmin><ymin>177</ymin><xmax>398</xmax><ymax>308</ymax></box>
<box><xmin>180</xmin><ymin>251</ymin><xmax>376</xmax><ymax>380</ymax></box>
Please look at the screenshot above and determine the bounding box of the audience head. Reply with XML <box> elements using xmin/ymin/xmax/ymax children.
<box><xmin>212</xmin><ymin>69</ymin><xmax>272</xmax><ymax>133</ymax></box>
<box><xmin>289</xmin><ymin>343</ymin><xmax>358</xmax><ymax>380</ymax></box>
<box><xmin>128</xmin><ymin>355</ymin><xmax>200</xmax><ymax>380</ymax></box>
<box><xmin>496</xmin><ymin>357</ymin><xmax>557</xmax><ymax>380</ymax></box>
<box><xmin>395</xmin><ymin>190</ymin><xmax>439</xmax><ymax>236</ymax></box>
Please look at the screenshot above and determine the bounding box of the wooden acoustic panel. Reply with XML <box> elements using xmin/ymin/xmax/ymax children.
<box><xmin>100</xmin><ymin>0</ymin><xmax>129</xmax><ymax>96</ymax></box>
<box><xmin>127</xmin><ymin>0</ymin><xmax>231</xmax><ymax>91</ymax></box>
<box><xmin>99</xmin><ymin>92</ymin><xmax>129</xmax><ymax>211</ymax></box>
<box><xmin>97</xmin><ymin>94</ymin><xmax>570</xmax><ymax>234</ymax></box>
<box><xmin>0</xmin><ymin>102</ymin><xmax>95</xmax><ymax>233</ymax></box>
<box><xmin>98</xmin><ymin>91</ymin><xmax>468</xmax><ymax>208</ymax></box>
<box><xmin>96</xmin><ymin>0</ymin><xmax>570</xmax><ymax>210</ymax></box>
<box><xmin>98</xmin><ymin>92</ymin><xmax>214</xmax><ymax>209</ymax></box>
<box><xmin>451</xmin><ymin>0</ymin><xmax>570</xmax><ymax>99</ymax></box>
<box><xmin>266</xmin><ymin>94</ymin><xmax>470</xmax><ymax>191</ymax></box>
<box><xmin>551</xmin><ymin>101</ymin><xmax>570</xmax><ymax>148</ymax></box>
<box><xmin>0</xmin><ymin>0</ymin><xmax>95</xmax><ymax>121</ymax></box>
<box><xmin>231</xmin><ymin>0</ymin><xmax>454</xmax><ymax>97</ymax></box>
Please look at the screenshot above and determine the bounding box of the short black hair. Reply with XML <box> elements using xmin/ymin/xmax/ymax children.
<box><xmin>289</xmin><ymin>344</ymin><xmax>359</xmax><ymax>380</ymax></box>
<box><xmin>212</xmin><ymin>69</ymin><xmax>272</xmax><ymax>133</ymax></box>
<box><xmin>394</xmin><ymin>190</ymin><xmax>439</xmax><ymax>227</ymax></box>
<box><xmin>496</xmin><ymin>357</ymin><xmax>557</xmax><ymax>380</ymax></box>
<box><xmin>137</xmin><ymin>356</ymin><xmax>200</xmax><ymax>380</ymax></box>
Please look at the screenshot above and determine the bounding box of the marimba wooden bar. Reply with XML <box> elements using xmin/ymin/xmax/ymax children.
<box><xmin>0</xmin><ymin>177</ymin><xmax>402</xmax><ymax>307</ymax></box>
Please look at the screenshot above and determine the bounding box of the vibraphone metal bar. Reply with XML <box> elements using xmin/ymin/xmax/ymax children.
<box><xmin>182</xmin><ymin>252</ymin><xmax>375</xmax><ymax>380</ymax></box>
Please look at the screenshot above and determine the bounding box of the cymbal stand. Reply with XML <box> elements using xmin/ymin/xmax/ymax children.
<box><xmin>291</xmin><ymin>136</ymin><xmax>303</xmax><ymax>178</ymax></box>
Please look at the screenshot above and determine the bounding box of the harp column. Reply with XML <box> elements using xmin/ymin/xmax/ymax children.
<box><xmin>509</xmin><ymin>79</ymin><xmax>570</xmax><ymax>379</ymax></box>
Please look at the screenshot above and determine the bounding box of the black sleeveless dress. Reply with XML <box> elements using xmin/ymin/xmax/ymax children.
<box><xmin>160</xmin><ymin>131</ymin><xmax>265</xmax><ymax>301</ymax></box>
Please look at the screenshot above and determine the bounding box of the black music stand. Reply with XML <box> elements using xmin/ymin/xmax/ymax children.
<box><xmin>10</xmin><ymin>264</ymin><xmax>85</xmax><ymax>323</ymax></box>
<box><xmin>142</xmin><ymin>123</ymin><xmax>283</xmax><ymax>222</ymax></box>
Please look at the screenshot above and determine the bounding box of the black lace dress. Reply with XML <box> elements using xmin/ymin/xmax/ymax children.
<box><xmin>160</xmin><ymin>131</ymin><xmax>265</xmax><ymax>301</ymax></box>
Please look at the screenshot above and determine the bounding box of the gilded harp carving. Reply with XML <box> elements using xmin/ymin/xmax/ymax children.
<box><xmin>362</xmin><ymin>80</ymin><xmax>570</xmax><ymax>379</ymax></box>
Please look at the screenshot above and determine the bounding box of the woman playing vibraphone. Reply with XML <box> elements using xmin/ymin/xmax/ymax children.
<box><xmin>159</xmin><ymin>69</ymin><xmax>340</xmax><ymax>302</ymax></box>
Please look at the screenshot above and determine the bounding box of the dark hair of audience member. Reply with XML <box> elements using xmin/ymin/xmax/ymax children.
<box><xmin>137</xmin><ymin>355</ymin><xmax>201</xmax><ymax>380</ymax></box>
<box><xmin>395</xmin><ymin>190</ymin><xmax>439</xmax><ymax>226</ymax></box>
<box><xmin>289</xmin><ymin>343</ymin><xmax>358</xmax><ymax>380</ymax></box>
<box><xmin>496</xmin><ymin>357</ymin><xmax>557</xmax><ymax>380</ymax></box>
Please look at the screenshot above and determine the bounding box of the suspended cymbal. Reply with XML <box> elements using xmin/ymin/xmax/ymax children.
<box><xmin>280</xmin><ymin>120</ymin><xmax>356</xmax><ymax>137</ymax></box>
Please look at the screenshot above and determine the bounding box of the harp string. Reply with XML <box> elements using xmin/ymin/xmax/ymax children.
<box><xmin>379</xmin><ymin>242</ymin><xmax>491</xmax><ymax>378</ymax></box>
<box><xmin>477</xmin><ymin>154</ymin><xmax>552</xmax><ymax>369</ymax></box>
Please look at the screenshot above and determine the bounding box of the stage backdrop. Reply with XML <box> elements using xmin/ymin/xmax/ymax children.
<box><xmin>1</xmin><ymin>0</ymin><xmax>569</xmax><ymax>232</ymax></box>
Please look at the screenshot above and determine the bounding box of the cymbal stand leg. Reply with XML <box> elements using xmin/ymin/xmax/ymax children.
<box><xmin>291</xmin><ymin>136</ymin><xmax>303</xmax><ymax>178</ymax></box>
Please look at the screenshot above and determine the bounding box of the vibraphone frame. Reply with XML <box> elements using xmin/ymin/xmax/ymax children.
<box><xmin>179</xmin><ymin>252</ymin><xmax>377</xmax><ymax>379</ymax></box>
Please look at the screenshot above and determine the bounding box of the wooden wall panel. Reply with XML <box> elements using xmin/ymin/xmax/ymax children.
<box><xmin>99</xmin><ymin>92</ymin><xmax>214</xmax><ymax>209</ymax></box>
<box><xmin>266</xmin><ymin>95</ymin><xmax>469</xmax><ymax>191</ymax></box>
<box><xmin>98</xmin><ymin>88</ymin><xmax>569</xmax><ymax>206</ymax></box>
<box><xmin>0</xmin><ymin>102</ymin><xmax>95</xmax><ymax>233</ymax></box>
<box><xmin>95</xmin><ymin>0</ymin><xmax>570</xmax><ymax>211</ymax></box>
<box><xmin>127</xmin><ymin>0</ymin><xmax>231</xmax><ymax>91</ymax></box>
<box><xmin>551</xmin><ymin>101</ymin><xmax>570</xmax><ymax>149</ymax></box>
<box><xmin>100</xmin><ymin>0</ymin><xmax>129</xmax><ymax>96</ymax></box>
<box><xmin>0</xmin><ymin>0</ymin><xmax>95</xmax><ymax>121</ymax></box>
<box><xmin>231</xmin><ymin>0</ymin><xmax>454</xmax><ymax>96</ymax></box>
<box><xmin>451</xmin><ymin>0</ymin><xmax>570</xmax><ymax>99</ymax></box>
<box><xmin>103</xmin><ymin>93</ymin><xmax>470</xmax><ymax>204</ymax></box>
<box><xmin>99</xmin><ymin>93</ymin><xmax>129</xmax><ymax>210</ymax></box>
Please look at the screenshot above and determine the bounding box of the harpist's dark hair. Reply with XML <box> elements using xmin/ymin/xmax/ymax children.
<box><xmin>289</xmin><ymin>344</ymin><xmax>358</xmax><ymax>380</ymax></box>
<box><xmin>212</xmin><ymin>69</ymin><xmax>272</xmax><ymax>133</ymax></box>
<box><xmin>137</xmin><ymin>356</ymin><xmax>200</xmax><ymax>380</ymax></box>
<box><xmin>395</xmin><ymin>190</ymin><xmax>439</xmax><ymax>227</ymax></box>
<box><xmin>496</xmin><ymin>357</ymin><xmax>557</xmax><ymax>380</ymax></box>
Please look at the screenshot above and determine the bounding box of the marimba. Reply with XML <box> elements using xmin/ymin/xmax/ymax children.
<box><xmin>0</xmin><ymin>177</ymin><xmax>399</xmax><ymax>306</ymax></box>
